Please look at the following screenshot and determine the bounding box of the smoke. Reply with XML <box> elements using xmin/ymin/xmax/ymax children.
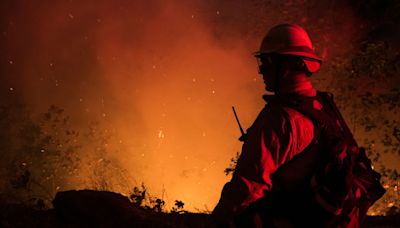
<box><xmin>1</xmin><ymin>0</ymin><xmax>364</xmax><ymax>210</ymax></box>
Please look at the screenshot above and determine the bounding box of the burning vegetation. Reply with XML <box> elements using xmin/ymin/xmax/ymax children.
<box><xmin>0</xmin><ymin>0</ymin><xmax>399</xmax><ymax>225</ymax></box>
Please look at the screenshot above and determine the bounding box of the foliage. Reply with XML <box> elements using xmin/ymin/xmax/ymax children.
<box><xmin>128</xmin><ymin>183</ymin><xmax>188</xmax><ymax>213</ymax></box>
<box><xmin>83</xmin><ymin>121</ymin><xmax>131</xmax><ymax>192</ymax></box>
<box><xmin>305</xmin><ymin>36</ymin><xmax>400</xmax><ymax>215</ymax></box>
<box><xmin>171</xmin><ymin>200</ymin><xmax>187</xmax><ymax>214</ymax></box>
<box><xmin>224</xmin><ymin>151</ymin><xmax>240</xmax><ymax>177</ymax></box>
<box><xmin>129</xmin><ymin>183</ymin><xmax>147</xmax><ymax>207</ymax></box>
<box><xmin>150</xmin><ymin>198</ymin><xmax>166</xmax><ymax>212</ymax></box>
<box><xmin>0</xmin><ymin>104</ymin><xmax>129</xmax><ymax>207</ymax></box>
<box><xmin>363</xmin><ymin>134</ymin><xmax>400</xmax><ymax>216</ymax></box>
<box><xmin>0</xmin><ymin>104</ymin><xmax>81</xmax><ymax>204</ymax></box>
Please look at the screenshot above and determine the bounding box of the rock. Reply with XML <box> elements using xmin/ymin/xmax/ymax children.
<box><xmin>53</xmin><ymin>190</ymin><xmax>146</xmax><ymax>226</ymax></box>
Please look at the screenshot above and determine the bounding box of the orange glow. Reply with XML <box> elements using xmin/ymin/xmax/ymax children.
<box><xmin>1</xmin><ymin>0</ymin><xmax>267</xmax><ymax>211</ymax></box>
<box><xmin>4</xmin><ymin>0</ymin><xmax>397</xmax><ymax>213</ymax></box>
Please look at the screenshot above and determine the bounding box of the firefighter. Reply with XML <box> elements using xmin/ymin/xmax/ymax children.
<box><xmin>212</xmin><ymin>24</ymin><xmax>324</xmax><ymax>226</ymax></box>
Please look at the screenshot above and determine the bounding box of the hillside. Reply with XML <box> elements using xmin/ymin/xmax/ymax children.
<box><xmin>1</xmin><ymin>190</ymin><xmax>399</xmax><ymax>227</ymax></box>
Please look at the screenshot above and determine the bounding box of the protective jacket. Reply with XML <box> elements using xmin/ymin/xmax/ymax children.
<box><xmin>213</xmin><ymin>80</ymin><xmax>320</xmax><ymax>223</ymax></box>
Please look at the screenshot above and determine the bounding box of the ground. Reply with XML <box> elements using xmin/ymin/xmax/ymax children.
<box><xmin>1</xmin><ymin>190</ymin><xmax>399</xmax><ymax>227</ymax></box>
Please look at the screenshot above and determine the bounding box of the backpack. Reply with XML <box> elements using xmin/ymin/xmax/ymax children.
<box><xmin>234</xmin><ymin>91</ymin><xmax>386</xmax><ymax>228</ymax></box>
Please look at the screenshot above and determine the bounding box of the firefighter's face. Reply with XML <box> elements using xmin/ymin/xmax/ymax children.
<box><xmin>257</xmin><ymin>54</ymin><xmax>278</xmax><ymax>92</ymax></box>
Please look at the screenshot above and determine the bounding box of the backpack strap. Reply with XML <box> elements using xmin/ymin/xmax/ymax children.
<box><xmin>265</xmin><ymin>91</ymin><xmax>355</xmax><ymax>143</ymax></box>
<box><xmin>263</xmin><ymin>93</ymin><xmax>337</xmax><ymax>190</ymax></box>
<box><xmin>264</xmin><ymin>92</ymin><xmax>340</xmax><ymax>137</ymax></box>
<box><xmin>265</xmin><ymin>92</ymin><xmax>356</xmax><ymax>194</ymax></box>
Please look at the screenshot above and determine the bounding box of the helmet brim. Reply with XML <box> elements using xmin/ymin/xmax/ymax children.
<box><xmin>303</xmin><ymin>58</ymin><xmax>321</xmax><ymax>73</ymax></box>
<box><xmin>254</xmin><ymin>45</ymin><xmax>322</xmax><ymax>62</ymax></box>
<box><xmin>278</xmin><ymin>50</ymin><xmax>322</xmax><ymax>62</ymax></box>
<box><xmin>254</xmin><ymin>46</ymin><xmax>322</xmax><ymax>73</ymax></box>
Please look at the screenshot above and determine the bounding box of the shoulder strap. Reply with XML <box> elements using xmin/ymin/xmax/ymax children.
<box><xmin>264</xmin><ymin>92</ymin><xmax>338</xmax><ymax>134</ymax></box>
<box><xmin>267</xmin><ymin>91</ymin><xmax>351</xmax><ymax>190</ymax></box>
<box><xmin>265</xmin><ymin>91</ymin><xmax>357</xmax><ymax>143</ymax></box>
<box><xmin>266</xmin><ymin>93</ymin><xmax>334</xmax><ymax>190</ymax></box>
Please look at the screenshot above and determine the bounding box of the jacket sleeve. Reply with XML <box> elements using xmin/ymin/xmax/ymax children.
<box><xmin>212</xmin><ymin>107</ymin><xmax>294</xmax><ymax>223</ymax></box>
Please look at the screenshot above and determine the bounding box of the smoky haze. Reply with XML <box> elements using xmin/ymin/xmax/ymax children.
<box><xmin>1</xmin><ymin>0</ymin><xmax>364</xmax><ymax>210</ymax></box>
